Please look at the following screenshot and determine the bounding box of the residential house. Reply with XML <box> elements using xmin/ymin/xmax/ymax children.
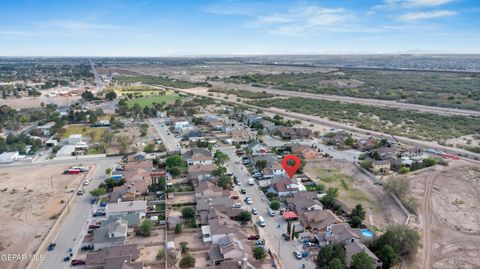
<box><xmin>188</xmin><ymin>164</ymin><xmax>216</xmax><ymax>184</ymax></box>
<box><xmin>226</xmin><ymin>129</ymin><xmax>255</xmax><ymax>144</ymax></box>
<box><xmin>252</xmin><ymin>155</ymin><xmax>285</xmax><ymax>177</ymax></box>
<box><xmin>85</xmin><ymin>244</ymin><xmax>142</xmax><ymax>269</ymax></box>
<box><xmin>316</xmin><ymin>223</ymin><xmax>363</xmax><ymax>246</ymax></box>
<box><xmin>195</xmin><ymin>181</ymin><xmax>229</xmax><ymax>199</ymax></box>
<box><xmin>209</xmin><ymin>234</ymin><xmax>251</xmax><ymax>265</ymax></box>
<box><xmin>370</xmin><ymin>159</ymin><xmax>391</xmax><ymax>174</ymax></box>
<box><xmin>301</xmin><ymin>209</ymin><xmax>343</xmax><ymax>232</ymax></box>
<box><xmin>243</xmin><ymin>114</ymin><xmax>262</xmax><ymax>127</ymax></box>
<box><xmin>286</xmin><ymin>191</ymin><xmax>323</xmax><ymax>216</ymax></box>
<box><xmin>208</xmin><ymin>217</ymin><xmax>247</xmax><ymax>244</ymax></box>
<box><xmin>92</xmin><ymin>218</ymin><xmax>128</xmax><ymax>250</ymax></box>
<box><xmin>271</xmin><ymin>178</ymin><xmax>301</xmax><ymax>197</ymax></box>
<box><xmin>249</xmin><ymin>141</ymin><xmax>268</xmax><ymax>156</ymax></box>
<box><xmin>183</xmin><ymin>148</ymin><xmax>213</xmax><ymax>165</ymax></box>
<box><xmin>173</xmin><ymin>119</ymin><xmax>191</xmax><ymax>133</ymax></box>
<box><xmin>68</xmin><ymin>134</ymin><xmax>82</xmax><ymax>145</ymax></box>
<box><xmin>36</xmin><ymin>122</ymin><xmax>55</xmax><ymax>136</ymax></box>
<box><xmin>356</xmin><ymin>137</ymin><xmax>378</xmax><ymax>152</ymax></box>
<box><xmin>182</xmin><ymin>130</ymin><xmax>204</xmax><ymax>141</ymax></box>
<box><xmin>106</xmin><ymin>201</ymin><xmax>147</xmax><ymax>218</ymax></box>
<box><xmin>110</xmin><ymin>182</ymin><xmax>147</xmax><ymax>203</ymax></box>
<box><xmin>101</xmin><ymin>213</ymin><xmax>142</xmax><ymax>228</ymax></box>
<box><xmin>325</xmin><ymin>131</ymin><xmax>350</xmax><ymax>146</ymax></box>
<box><xmin>277</xmin><ymin>127</ymin><xmax>312</xmax><ymax>140</ymax></box>
<box><xmin>345</xmin><ymin>241</ymin><xmax>382</xmax><ymax>269</ymax></box>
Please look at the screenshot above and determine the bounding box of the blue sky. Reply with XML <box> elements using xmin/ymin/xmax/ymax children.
<box><xmin>0</xmin><ymin>0</ymin><xmax>479</xmax><ymax>56</ymax></box>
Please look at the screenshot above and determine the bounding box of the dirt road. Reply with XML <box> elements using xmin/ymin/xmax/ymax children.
<box><xmin>421</xmin><ymin>169</ymin><xmax>439</xmax><ymax>269</ymax></box>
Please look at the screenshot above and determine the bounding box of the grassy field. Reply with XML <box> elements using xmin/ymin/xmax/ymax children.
<box><xmin>61</xmin><ymin>124</ymin><xmax>107</xmax><ymax>142</ymax></box>
<box><xmin>126</xmin><ymin>93</ymin><xmax>180</xmax><ymax>108</ymax></box>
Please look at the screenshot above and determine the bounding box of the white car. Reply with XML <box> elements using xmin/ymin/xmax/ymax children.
<box><xmin>294</xmin><ymin>250</ymin><xmax>303</xmax><ymax>260</ymax></box>
<box><xmin>251</xmin><ymin>208</ymin><xmax>258</xmax><ymax>215</ymax></box>
<box><xmin>245</xmin><ymin>197</ymin><xmax>253</xmax><ymax>205</ymax></box>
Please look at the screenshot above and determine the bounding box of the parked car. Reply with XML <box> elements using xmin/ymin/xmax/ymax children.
<box><xmin>245</xmin><ymin>197</ymin><xmax>252</xmax><ymax>205</ymax></box>
<box><xmin>71</xmin><ymin>259</ymin><xmax>86</xmax><ymax>266</ymax></box>
<box><xmin>233</xmin><ymin>203</ymin><xmax>242</xmax><ymax>208</ymax></box>
<box><xmin>88</xmin><ymin>224</ymin><xmax>100</xmax><ymax>229</ymax></box>
<box><xmin>268</xmin><ymin>208</ymin><xmax>275</xmax><ymax>217</ymax></box>
<box><xmin>80</xmin><ymin>245</ymin><xmax>94</xmax><ymax>251</ymax></box>
<box><xmin>76</xmin><ymin>189</ymin><xmax>84</xmax><ymax>195</ymax></box>
<box><xmin>93</xmin><ymin>210</ymin><xmax>106</xmax><ymax>217</ymax></box>
<box><xmin>255</xmin><ymin>239</ymin><xmax>265</xmax><ymax>246</ymax></box>
<box><xmin>251</xmin><ymin>208</ymin><xmax>257</xmax><ymax>215</ymax></box>
<box><xmin>294</xmin><ymin>250</ymin><xmax>303</xmax><ymax>260</ymax></box>
<box><xmin>282</xmin><ymin>233</ymin><xmax>290</xmax><ymax>241</ymax></box>
<box><xmin>252</xmin><ymin>172</ymin><xmax>262</xmax><ymax>178</ymax></box>
<box><xmin>234</xmin><ymin>177</ymin><xmax>241</xmax><ymax>186</ymax></box>
<box><xmin>90</xmin><ymin>199</ymin><xmax>97</xmax><ymax>205</ymax></box>
<box><xmin>63</xmin><ymin>256</ymin><xmax>70</xmax><ymax>262</ymax></box>
<box><xmin>248</xmin><ymin>234</ymin><xmax>260</xmax><ymax>240</ymax></box>
<box><xmin>48</xmin><ymin>243</ymin><xmax>56</xmax><ymax>251</ymax></box>
<box><xmin>83</xmin><ymin>179</ymin><xmax>90</xmax><ymax>186</ymax></box>
<box><xmin>279</xmin><ymin>208</ymin><xmax>287</xmax><ymax>214</ymax></box>
<box><xmin>240</xmin><ymin>188</ymin><xmax>246</xmax><ymax>194</ymax></box>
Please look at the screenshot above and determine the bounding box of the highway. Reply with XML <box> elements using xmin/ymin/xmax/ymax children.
<box><xmin>219</xmin><ymin>146</ymin><xmax>316</xmax><ymax>269</ymax></box>
<box><xmin>37</xmin><ymin>157</ymin><xmax>120</xmax><ymax>269</ymax></box>
<box><xmin>89</xmin><ymin>59</ymin><xmax>104</xmax><ymax>91</ymax></box>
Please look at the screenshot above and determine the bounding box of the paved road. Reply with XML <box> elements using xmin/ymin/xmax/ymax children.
<box><xmin>89</xmin><ymin>59</ymin><xmax>104</xmax><ymax>91</ymax></box>
<box><xmin>149</xmin><ymin>118</ymin><xmax>181</xmax><ymax>152</ymax></box>
<box><xmin>38</xmin><ymin>157</ymin><xmax>120</xmax><ymax>269</ymax></box>
<box><xmin>219</xmin><ymin>146</ymin><xmax>315</xmax><ymax>269</ymax></box>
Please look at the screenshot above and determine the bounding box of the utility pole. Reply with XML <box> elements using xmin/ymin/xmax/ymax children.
<box><xmin>50</xmin><ymin>176</ymin><xmax>53</xmax><ymax>191</ymax></box>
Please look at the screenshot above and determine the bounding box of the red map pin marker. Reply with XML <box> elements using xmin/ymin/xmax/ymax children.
<box><xmin>281</xmin><ymin>154</ymin><xmax>301</xmax><ymax>178</ymax></box>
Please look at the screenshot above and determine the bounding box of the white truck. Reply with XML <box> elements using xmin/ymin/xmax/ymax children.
<box><xmin>248</xmin><ymin>178</ymin><xmax>255</xmax><ymax>186</ymax></box>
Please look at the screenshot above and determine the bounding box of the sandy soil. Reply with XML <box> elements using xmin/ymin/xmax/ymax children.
<box><xmin>409</xmin><ymin>161</ymin><xmax>480</xmax><ymax>269</ymax></box>
<box><xmin>0</xmin><ymin>164</ymin><xmax>85</xmax><ymax>269</ymax></box>
<box><xmin>304</xmin><ymin>160</ymin><xmax>406</xmax><ymax>230</ymax></box>
<box><xmin>0</xmin><ymin>95</ymin><xmax>80</xmax><ymax>109</ymax></box>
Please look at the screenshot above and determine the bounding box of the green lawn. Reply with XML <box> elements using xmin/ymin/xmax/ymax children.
<box><xmin>126</xmin><ymin>94</ymin><xmax>180</xmax><ymax>108</ymax></box>
<box><xmin>61</xmin><ymin>124</ymin><xmax>107</xmax><ymax>142</ymax></box>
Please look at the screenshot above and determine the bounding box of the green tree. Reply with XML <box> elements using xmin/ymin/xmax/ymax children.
<box><xmin>168</xmin><ymin>167</ymin><xmax>182</xmax><ymax>177</ymax></box>
<box><xmin>105</xmin><ymin>168</ymin><xmax>112</xmax><ymax>175</ymax></box>
<box><xmin>325</xmin><ymin>258</ymin><xmax>346</xmax><ymax>269</ymax></box>
<box><xmin>140</xmin><ymin>219</ymin><xmax>153</xmax><ymax>237</ymax></box>
<box><xmin>238</xmin><ymin>210</ymin><xmax>252</xmax><ymax>223</ymax></box>
<box><xmin>270</xmin><ymin>200</ymin><xmax>280</xmax><ymax>210</ymax></box>
<box><xmin>255</xmin><ymin>159</ymin><xmax>267</xmax><ymax>172</ymax></box>
<box><xmin>214</xmin><ymin>150</ymin><xmax>229</xmax><ymax>165</ymax></box>
<box><xmin>156</xmin><ymin>248</ymin><xmax>165</xmax><ymax>261</ymax></box>
<box><xmin>179</xmin><ymin>254</ymin><xmax>195</xmax><ymax>268</ymax></box>
<box><xmin>144</xmin><ymin>143</ymin><xmax>155</xmax><ymax>153</ymax></box>
<box><xmin>166</xmin><ymin>155</ymin><xmax>186</xmax><ymax>168</ymax></box>
<box><xmin>90</xmin><ymin>187</ymin><xmax>106</xmax><ymax>197</ymax></box>
<box><xmin>105</xmin><ymin>91</ymin><xmax>117</xmax><ymax>100</ymax></box>
<box><xmin>376</xmin><ymin>244</ymin><xmax>398</xmax><ymax>269</ymax></box>
<box><xmin>321</xmin><ymin>187</ymin><xmax>339</xmax><ymax>210</ymax></box>
<box><xmin>344</xmin><ymin>136</ymin><xmax>355</xmax><ymax>147</ymax></box>
<box><xmin>316</xmin><ymin>244</ymin><xmax>346</xmax><ymax>268</ymax></box>
<box><xmin>182</xmin><ymin>207</ymin><xmax>195</xmax><ymax>219</ymax></box>
<box><xmin>81</xmin><ymin>90</ymin><xmax>95</xmax><ymax>101</ymax></box>
<box><xmin>175</xmin><ymin>223</ymin><xmax>183</xmax><ymax>234</ymax></box>
<box><xmin>253</xmin><ymin>246</ymin><xmax>267</xmax><ymax>260</ymax></box>
<box><xmin>180</xmin><ymin>242</ymin><xmax>189</xmax><ymax>254</ymax></box>
<box><xmin>217</xmin><ymin>175</ymin><xmax>233</xmax><ymax>189</ymax></box>
<box><xmin>350</xmin><ymin>252</ymin><xmax>374</xmax><ymax>269</ymax></box>
<box><xmin>349</xmin><ymin>204</ymin><xmax>366</xmax><ymax>228</ymax></box>
<box><xmin>370</xmin><ymin>224</ymin><xmax>420</xmax><ymax>261</ymax></box>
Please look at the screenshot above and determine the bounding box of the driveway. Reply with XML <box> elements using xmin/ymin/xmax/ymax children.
<box><xmin>219</xmin><ymin>146</ymin><xmax>315</xmax><ymax>269</ymax></box>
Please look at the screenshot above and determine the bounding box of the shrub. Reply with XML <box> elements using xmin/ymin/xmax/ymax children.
<box><xmin>179</xmin><ymin>254</ymin><xmax>195</xmax><ymax>268</ymax></box>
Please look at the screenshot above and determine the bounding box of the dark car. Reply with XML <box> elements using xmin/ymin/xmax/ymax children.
<box><xmin>90</xmin><ymin>199</ymin><xmax>97</xmax><ymax>204</ymax></box>
<box><xmin>282</xmin><ymin>233</ymin><xmax>290</xmax><ymax>241</ymax></box>
<box><xmin>63</xmin><ymin>256</ymin><xmax>70</xmax><ymax>262</ymax></box>
<box><xmin>248</xmin><ymin>234</ymin><xmax>260</xmax><ymax>240</ymax></box>
<box><xmin>71</xmin><ymin>259</ymin><xmax>86</xmax><ymax>266</ymax></box>
<box><xmin>88</xmin><ymin>224</ymin><xmax>100</xmax><ymax>229</ymax></box>
<box><xmin>240</xmin><ymin>188</ymin><xmax>246</xmax><ymax>194</ymax></box>
<box><xmin>48</xmin><ymin>243</ymin><xmax>56</xmax><ymax>251</ymax></box>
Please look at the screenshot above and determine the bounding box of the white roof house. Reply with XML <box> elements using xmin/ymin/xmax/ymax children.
<box><xmin>106</xmin><ymin>201</ymin><xmax>147</xmax><ymax>218</ymax></box>
<box><xmin>0</xmin><ymin>151</ymin><xmax>20</xmax><ymax>164</ymax></box>
<box><xmin>68</xmin><ymin>134</ymin><xmax>83</xmax><ymax>145</ymax></box>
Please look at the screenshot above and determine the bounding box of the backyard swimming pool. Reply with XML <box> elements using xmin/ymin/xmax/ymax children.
<box><xmin>361</xmin><ymin>229</ymin><xmax>374</xmax><ymax>237</ymax></box>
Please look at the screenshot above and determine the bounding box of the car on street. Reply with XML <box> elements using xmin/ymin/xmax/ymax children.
<box><xmin>48</xmin><ymin>243</ymin><xmax>56</xmax><ymax>251</ymax></box>
<box><xmin>282</xmin><ymin>233</ymin><xmax>290</xmax><ymax>241</ymax></box>
<box><xmin>63</xmin><ymin>256</ymin><xmax>70</xmax><ymax>262</ymax></box>
<box><xmin>245</xmin><ymin>197</ymin><xmax>252</xmax><ymax>205</ymax></box>
<box><xmin>268</xmin><ymin>208</ymin><xmax>275</xmax><ymax>217</ymax></box>
<box><xmin>90</xmin><ymin>199</ymin><xmax>97</xmax><ymax>204</ymax></box>
<box><xmin>234</xmin><ymin>177</ymin><xmax>241</xmax><ymax>186</ymax></box>
<box><xmin>251</xmin><ymin>208</ymin><xmax>257</xmax><ymax>215</ymax></box>
<box><xmin>240</xmin><ymin>188</ymin><xmax>246</xmax><ymax>194</ymax></box>
<box><xmin>83</xmin><ymin>179</ymin><xmax>90</xmax><ymax>186</ymax></box>
<box><xmin>71</xmin><ymin>259</ymin><xmax>86</xmax><ymax>266</ymax></box>
<box><xmin>294</xmin><ymin>250</ymin><xmax>303</xmax><ymax>260</ymax></box>
<box><xmin>248</xmin><ymin>234</ymin><xmax>260</xmax><ymax>240</ymax></box>
<box><xmin>88</xmin><ymin>224</ymin><xmax>100</xmax><ymax>229</ymax></box>
<box><xmin>76</xmin><ymin>189</ymin><xmax>85</xmax><ymax>195</ymax></box>
<box><xmin>233</xmin><ymin>203</ymin><xmax>242</xmax><ymax>208</ymax></box>
<box><xmin>252</xmin><ymin>172</ymin><xmax>262</xmax><ymax>178</ymax></box>
<box><xmin>258</xmin><ymin>216</ymin><xmax>266</xmax><ymax>227</ymax></box>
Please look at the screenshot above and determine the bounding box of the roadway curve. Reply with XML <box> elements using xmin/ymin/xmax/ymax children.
<box><xmin>212</xmin><ymin>81</ymin><xmax>480</xmax><ymax>117</ymax></box>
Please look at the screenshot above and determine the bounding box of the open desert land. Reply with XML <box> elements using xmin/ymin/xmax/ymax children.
<box><xmin>407</xmin><ymin>161</ymin><xmax>480</xmax><ymax>269</ymax></box>
<box><xmin>0</xmin><ymin>164</ymin><xmax>90</xmax><ymax>269</ymax></box>
<box><xmin>304</xmin><ymin>160</ymin><xmax>407</xmax><ymax>231</ymax></box>
<box><xmin>0</xmin><ymin>95</ymin><xmax>80</xmax><ymax>109</ymax></box>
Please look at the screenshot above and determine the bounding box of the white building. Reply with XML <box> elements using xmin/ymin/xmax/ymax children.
<box><xmin>0</xmin><ymin>151</ymin><xmax>20</xmax><ymax>164</ymax></box>
<box><xmin>68</xmin><ymin>134</ymin><xmax>83</xmax><ymax>145</ymax></box>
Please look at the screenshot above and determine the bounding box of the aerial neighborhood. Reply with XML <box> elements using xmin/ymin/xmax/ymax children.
<box><xmin>1</xmin><ymin>56</ymin><xmax>479</xmax><ymax>269</ymax></box>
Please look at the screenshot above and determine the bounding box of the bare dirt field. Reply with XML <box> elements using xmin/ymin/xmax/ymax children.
<box><xmin>0</xmin><ymin>95</ymin><xmax>80</xmax><ymax>109</ymax></box>
<box><xmin>0</xmin><ymin>164</ymin><xmax>86</xmax><ymax>269</ymax></box>
<box><xmin>408</xmin><ymin>161</ymin><xmax>480</xmax><ymax>269</ymax></box>
<box><xmin>304</xmin><ymin>160</ymin><xmax>406</xmax><ymax>230</ymax></box>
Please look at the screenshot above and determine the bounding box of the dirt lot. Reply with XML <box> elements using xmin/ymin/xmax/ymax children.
<box><xmin>168</xmin><ymin>193</ymin><xmax>196</xmax><ymax>205</ymax></box>
<box><xmin>0</xmin><ymin>95</ymin><xmax>80</xmax><ymax>109</ymax></box>
<box><xmin>408</xmin><ymin>161</ymin><xmax>480</xmax><ymax>269</ymax></box>
<box><xmin>304</xmin><ymin>160</ymin><xmax>406</xmax><ymax>230</ymax></box>
<box><xmin>0</xmin><ymin>164</ymin><xmax>86</xmax><ymax>269</ymax></box>
<box><xmin>107</xmin><ymin>119</ymin><xmax>156</xmax><ymax>155</ymax></box>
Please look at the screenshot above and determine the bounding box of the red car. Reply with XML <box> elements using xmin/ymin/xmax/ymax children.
<box><xmin>248</xmin><ymin>234</ymin><xmax>260</xmax><ymax>240</ymax></box>
<box><xmin>71</xmin><ymin>259</ymin><xmax>85</xmax><ymax>266</ymax></box>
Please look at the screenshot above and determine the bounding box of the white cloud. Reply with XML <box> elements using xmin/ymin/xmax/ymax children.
<box><xmin>399</xmin><ymin>10</ymin><xmax>457</xmax><ymax>20</ymax></box>
<box><xmin>253</xmin><ymin>5</ymin><xmax>352</xmax><ymax>35</ymax></box>
<box><xmin>403</xmin><ymin>0</ymin><xmax>456</xmax><ymax>7</ymax></box>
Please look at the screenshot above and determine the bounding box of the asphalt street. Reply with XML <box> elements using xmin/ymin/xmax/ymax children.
<box><xmin>220</xmin><ymin>146</ymin><xmax>316</xmax><ymax>269</ymax></box>
<box><xmin>38</xmin><ymin>157</ymin><xmax>120</xmax><ymax>269</ymax></box>
<box><xmin>149</xmin><ymin>118</ymin><xmax>181</xmax><ymax>152</ymax></box>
